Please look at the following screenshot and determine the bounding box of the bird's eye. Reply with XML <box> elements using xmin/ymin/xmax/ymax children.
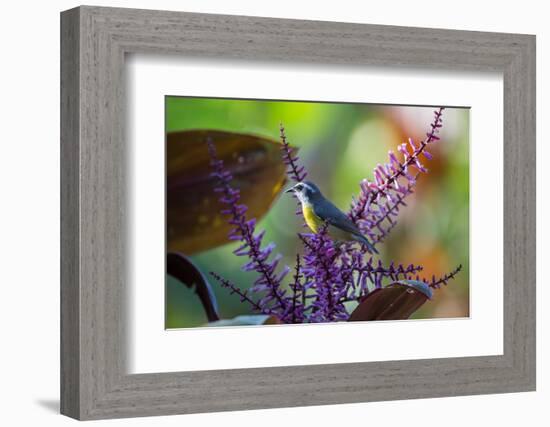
<box><xmin>295</xmin><ymin>184</ymin><xmax>303</xmax><ymax>191</ymax></box>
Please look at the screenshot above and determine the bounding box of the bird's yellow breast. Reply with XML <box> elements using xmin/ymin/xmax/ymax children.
<box><xmin>302</xmin><ymin>203</ymin><xmax>323</xmax><ymax>234</ymax></box>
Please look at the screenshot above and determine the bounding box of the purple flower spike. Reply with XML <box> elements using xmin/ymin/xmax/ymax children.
<box><xmin>207</xmin><ymin>138</ymin><xmax>290</xmax><ymax>316</ymax></box>
<box><xmin>280</xmin><ymin>123</ymin><xmax>307</xmax><ymax>183</ymax></box>
<box><xmin>299</xmin><ymin>227</ymin><xmax>349</xmax><ymax>322</ymax></box>
<box><xmin>425</xmin><ymin>264</ymin><xmax>463</xmax><ymax>289</ymax></box>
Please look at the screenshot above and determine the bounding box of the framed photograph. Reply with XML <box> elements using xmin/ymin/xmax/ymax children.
<box><xmin>60</xmin><ymin>6</ymin><xmax>535</xmax><ymax>420</ymax></box>
<box><xmin>163</xmin><ymin>99</ymin><xmax>468</xmax><ymax>331</ymax></box>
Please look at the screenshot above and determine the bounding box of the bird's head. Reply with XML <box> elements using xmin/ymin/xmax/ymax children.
<box><xmin>285</xmin><ymin>181</ymin><xmax>323</xmax><ymax>204</ymax></box>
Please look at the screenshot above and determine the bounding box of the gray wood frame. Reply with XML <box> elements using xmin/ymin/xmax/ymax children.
<box><xmin>60</xmin><ymin>5</ymin><xmax>536</xmax><ymax>420</ymax></box>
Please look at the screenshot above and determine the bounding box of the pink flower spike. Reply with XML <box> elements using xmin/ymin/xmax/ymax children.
<box><xmin>423</xmin><ymin>150</ymin><xmax>433</xmax><ymax>160</ymax></box>
<box><xmin>427</xmin><ymin>133</ymin><xmax>440</xmax><ymax>141</ymax></box>
<box><xmin>414</xmin><ymin>158</ymin><xmax>428</xmax><ymax>173</ymax></box>
<box><xmin>377</xmin><ymin>164</ymin><xmax>388</xmax><ymax>178</ymax></box>
<box><xmin>347</xmin><ymin>106</ymin><xmax>446</xmax><ymax>249</ymax></box>
<box><xmin>394</xmin><ymin>179</ymin><xmax>402</xmax><ymax>191</ymax></box>
<box><xmin>374</xmin><ymin>169</ymin><xmax>383</xmax><ymax>185</ymax></box>
<box><xmin>368</xmin><ymin>182</ymin><xmax>379</xmax><ymax>190</ymax></box>
<box><xmin>388</xmin><ymin>150</ymin><xmax>400</xmax><ymax>167</ymax></box>
<box><xmin>364</xmin><ymin>197</ymin><xmax>372</xmax><ymax>212</ymax></box>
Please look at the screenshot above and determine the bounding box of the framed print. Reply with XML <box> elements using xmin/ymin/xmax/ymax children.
<box><xmin>60</xmin><ymin>6</ymin><xmax>536</xmax><ymax>420</ymax></box>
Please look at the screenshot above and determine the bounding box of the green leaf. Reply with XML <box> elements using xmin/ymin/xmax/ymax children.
<box><xmin>205</xmin><ymin>315</ymin><xmax>281</xmax><ymax>327</ymax></box>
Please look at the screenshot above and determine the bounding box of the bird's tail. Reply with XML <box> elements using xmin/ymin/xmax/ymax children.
<box><xmin>355</xmin><ymin>233</ymin><xmax>379</xmax><ymax>254</ymax></box>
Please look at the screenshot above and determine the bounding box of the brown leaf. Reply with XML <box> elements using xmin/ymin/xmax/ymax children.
<box><xmin>167</xmin><ymin>130</ymin><xmax>293</xmax><ymax>254</ymax></box>
<box><xmin>348</xmin><ymin>280</ymin><xmax>432</xmax><ymax>321</ymax></box>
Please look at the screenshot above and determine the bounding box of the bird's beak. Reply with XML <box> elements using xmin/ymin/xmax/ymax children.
<box><xmin>284</xmin><ymin>186</ymin><xmax>295</xmax><ymax>194</ymax></box>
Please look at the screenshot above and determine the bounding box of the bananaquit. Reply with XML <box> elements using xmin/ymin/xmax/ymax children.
<box><xmin>286</xmin><ymin>181</ymin><xmax>378</xmax><ymax>254</ymax></box>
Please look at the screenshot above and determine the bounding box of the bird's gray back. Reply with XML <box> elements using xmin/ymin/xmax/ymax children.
<box><xmin>313</xmin><ymin>197</ymin><xmax>362</xmax><ymax>236</ymax></box>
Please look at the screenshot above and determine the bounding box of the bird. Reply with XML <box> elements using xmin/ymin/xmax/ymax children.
<box><xmin>285</xmin><ymin>181</ymin><xmax>378</xmax><ymax>254</ymax></box>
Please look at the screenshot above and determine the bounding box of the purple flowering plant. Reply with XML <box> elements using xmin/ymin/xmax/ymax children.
<box><xmin>207</xmin><ymin>107</ymin><xmax>462</xmax><ymax>323</ymax></box>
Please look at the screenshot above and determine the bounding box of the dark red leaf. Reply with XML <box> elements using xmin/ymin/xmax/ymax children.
<box><xmin>167</xmin><ymin>252</ymin><xmax>220</xmax><ymax>322</ymax></box>
<box><xmin>349</xmin><ymin>280</ymin><xmax>432</xmax><ymax>321</ymax></box>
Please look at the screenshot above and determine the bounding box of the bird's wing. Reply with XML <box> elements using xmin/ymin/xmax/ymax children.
<box><xmin>313</xmin><ymin>200</ymin><xmax>363</xmax><ymax>237</ymax></box>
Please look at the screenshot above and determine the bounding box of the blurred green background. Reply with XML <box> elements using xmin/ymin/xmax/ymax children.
<box><xmin>165</xmin><ymin>97</ymin><xmax>469</xmax><ymax>329</ymax></box>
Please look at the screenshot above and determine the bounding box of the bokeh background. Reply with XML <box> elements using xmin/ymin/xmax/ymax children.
<box><xmin>165</xmin><ymin>97</ymin><xmax>469</xmax><ymax>329</ymax></box>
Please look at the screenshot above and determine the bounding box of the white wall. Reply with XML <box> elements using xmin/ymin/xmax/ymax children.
<box><xmin>0</xmin><ymin>0</ymin><xmax>546</xmax><ymax>425</ymax></box>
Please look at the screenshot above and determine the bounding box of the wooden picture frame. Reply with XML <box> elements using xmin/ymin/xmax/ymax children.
<box><xmin>60</xmin><ymin>5</ymin><xmax>536</xmax><ymax>420</ymax></box>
